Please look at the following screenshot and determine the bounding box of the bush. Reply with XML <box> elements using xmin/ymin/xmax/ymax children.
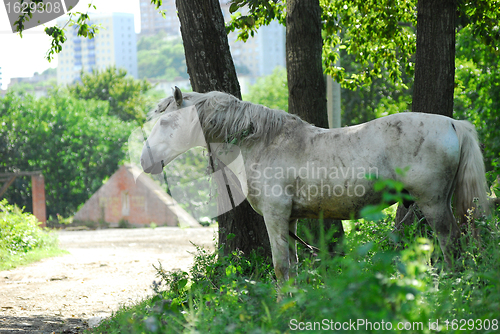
<box><xmin>68</xmin><ymin>66</ymin><xmax>155</xmax><ymax>123</ymax></box>
<box><xmin>0</xmin><ymin>91</ymin><xmax>135</xmax><ymax>218</ymax></box>
<box><xmin>0</xmin><ymin>199</ymin><xmax>59</xmax><ymax>267</ymax></box>
<box><xmin>245</xmin><ymin>67</ymin><xmax>288</xmax><ymax>112</ymax></box>
<box><xmin>118</xmin><ymin>219</ymin><xmax>132</xmax><ymax>229</ymax></box>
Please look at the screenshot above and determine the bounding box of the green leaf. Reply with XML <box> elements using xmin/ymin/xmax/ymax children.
<box><xmin>229</xmin><ymin>3</ymin><xmax>239</xmax><ymax>13</ymax></box>
<box><xmin>356</xmin><ymin>241</ymin><xmax>374</xmax><ymax>257</ymax></box>
<box><xmin>226</xmin><ymin>265</ymin><xmax>237</xmax><ymax>276</ymax></box>
<box><xmin>177</xmin><ymin>278</ymin><xmax>188</xmax><ymax>291</ymax></box>
<box><xmin>360</xmin><ymin>204</ymin><xmax>386</xmax><ymax>221</ymax></box>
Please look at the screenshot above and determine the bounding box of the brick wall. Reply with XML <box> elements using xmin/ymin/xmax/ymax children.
<box><xmin>73</xmin><ymin>165</ymin><xmax>186</xmax><ymax>227</ymax></box>
<box><xmin>31</xmin><ymin>174</ymin><xmax>46</xmax><ymax>227</ymax></box>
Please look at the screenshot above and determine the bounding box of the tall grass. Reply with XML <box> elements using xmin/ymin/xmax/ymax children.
<box><xmin>0</xmin><ymin>199</ymin><xmax>64</xmax><ymax>270</ymax></box>
<box><xmin>91</xmin><ymin>201</ymin><xmax>499</xmax><ymax>334</ymax></box>
<box><xmin>91</xmin><ymin>173</ymin><xmax>500</xmax><ymax>333</ymax></box>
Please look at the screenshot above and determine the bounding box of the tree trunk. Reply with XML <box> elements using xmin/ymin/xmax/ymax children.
<box><xmin>176</xmin><ymin>0</ymin><xmax>240</xmax><ymax>98</ymax></box>
<box><xmin>286</xmin><ymin>0</ymin><xmax>328</xmax><ymax>126</ymax></box>
<box><xmin>176</xmin><ymin>0</ymin><xmax>272</xmax><ymax>259</ymax></box>
<box><xmin>397</xmin><ymin>0</ymin><xmax>456</xmax><ymax>230</ymax></box>
<box><xmin>286</xmin><ymin>0</ymin><xmax>344</xmax><ymax>252</ymax></box>
<box><xmin>412</xmin><ymin>0</ymin><xmax>456</xmax><ymax>117</ymax></box>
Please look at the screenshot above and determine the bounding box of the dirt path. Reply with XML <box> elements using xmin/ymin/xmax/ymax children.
<box><xmin>0</xmin><ymin>227</ymin><xmax>216</xmax><ymax>333</ymax></box>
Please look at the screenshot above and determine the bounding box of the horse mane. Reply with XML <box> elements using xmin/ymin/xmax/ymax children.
<box><xmin>149</xmin><ymin>91</ymin><xmax>305</xmax><ymax>145</ymax></box>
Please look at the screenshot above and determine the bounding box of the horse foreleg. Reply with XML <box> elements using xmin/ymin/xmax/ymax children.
<box><xmin>263</xmin><ymin>211</ymin><xmax>292</xmax><ymax>282</ymax></box>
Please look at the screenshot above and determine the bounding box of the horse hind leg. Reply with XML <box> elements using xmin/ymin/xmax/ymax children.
<box><xmin>419</xmin><ymin>201</ymin><xmax>461</xmax><ymax>267</ymax></box>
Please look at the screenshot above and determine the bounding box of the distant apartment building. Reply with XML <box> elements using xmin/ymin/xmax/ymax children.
<box><xmin>226</xmin><ymin>19</ymin><xmax>286</xmax><ymax>77</ymax></box>
<box><xmin>139</xmin><ymin>0</ymin><xmax>179</xmax><ymax>36</ymax></box>
<box><xmin>7</xmin><ymin>70</ymin><xmax>57</xmax><ymax>98</ymax></box>
<box><xmin>218</xmin><ymin>2</ymin><xmax>286</xmax><ymax>77</ymax></box>
<box><xmin>57</xmin><ymin>13</ymin><xmax>138</xmax><ymax>85</ymax></box>
<box><xmin>139</xmin><ymin>0</ymin><xmax>285</xmax><ymax>78</ymax></box>
<box><xmin>9</xmin><ymin>71</ymin><xmax>55</xmax><ymax>86</ymax></box>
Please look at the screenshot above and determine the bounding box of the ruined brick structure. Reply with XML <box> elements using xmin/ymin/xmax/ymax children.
<box><xmin>73</xmin><ymin>164</ymin><xmax>199</xmax><ymax>227</ymax></box>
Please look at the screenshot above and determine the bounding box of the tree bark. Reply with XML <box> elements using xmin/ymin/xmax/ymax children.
<box><xmin>176</xmin><ymin>0</ymin><xmax>272</xmax><ymax>259</ymax></box>
<box><xmin>286</xmin><ymin>0</ymin><xmax>328</xmax><ymax>126</ymax></box>
<box><xmin>286</xmin><ymin>0</ymin><xmax>344</xmax><ymax>252</ymax></box>
<box><xmin>176</xmin><ymin>0</ymin><xmax>241</xmax><ymax>98</ymax></box>
<box><xmin>397</xmin><ymin>0</ymin><xmax>456</xmax><ymax>230</ymax></box>
<box><xmin>412</xmin><ymin>0</ymin><xmax>456</xmax><ymax>117</ymax></box>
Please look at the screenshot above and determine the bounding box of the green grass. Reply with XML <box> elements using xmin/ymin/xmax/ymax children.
<box><xmin>0</xmin><ymin>244</ymin><xmax>68</xmax><ymax>271</ymax></box>
<box><xmin>0</xmin><ymin>199</ymin><xmax>67</xmax><ymax>271</ymax></box>
<box><xmin>88</xmin><ymin>207</ymin><xmax>500</xmax><ymax>334</ymax></box>
<box><xmin>89</xmin><ymin>177</ymin><xmax>500</xmax><ymax>333</ymax></box>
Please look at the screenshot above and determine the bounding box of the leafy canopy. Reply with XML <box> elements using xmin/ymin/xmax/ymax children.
<box><xmin>137</xmin><ymin>31</ymin><xmax>188</xmax><ymax>81</ymax></box>
<box><xmin>227</xmin><ymin>0</ymin><xmax>416</xmax><ymax>88</ymax></box>
<box><xmin>454</xmin><ymin>25</ymin><xmax>500</xmax><ymax>170</ymax></box>
<box><xmin>0</xmin><ymin>90</ymin><xmax>135</xmax><ymax>218</ymax></box>
<box><xmin>11</xmin><ymin>0</ymin><xmax>499</xmax><ymax>86</ymax></box>
<box><xmin>244</xmin><ymin>66</ymin><xmax>288</xmax><ymax>112</ymax></box>
<box><xmin>227</xmin><ymin>0</ymin><xmax>500</xmax><ymax>89</ymax></box>
<box><xmin>67</xmin><ymin>66</ymin><xmax>153</xmax><ymax>124</ymax></box>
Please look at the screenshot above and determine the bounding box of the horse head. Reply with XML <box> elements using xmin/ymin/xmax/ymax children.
<box><xmin>140</xmin><ymin>87</ymin><xmax>206</xmax><ymax>174</ymax></box>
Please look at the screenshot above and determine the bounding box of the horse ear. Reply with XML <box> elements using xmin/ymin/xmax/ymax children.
<box><xmin>173</xmin><ymin>86</ymin><xmax>183</xmax><ymax>106</ymax></box>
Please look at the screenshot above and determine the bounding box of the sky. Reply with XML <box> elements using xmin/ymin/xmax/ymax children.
<box><xmin>0</xmin><ymin>0</ymin><xmax>142</xmax><ymax>89</ymax></box>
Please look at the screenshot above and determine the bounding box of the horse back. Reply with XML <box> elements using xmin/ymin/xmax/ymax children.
<box><xmin>244</xmin><ymin>112</ymin><xmax>460</xmax><ymax>220</ymax></box>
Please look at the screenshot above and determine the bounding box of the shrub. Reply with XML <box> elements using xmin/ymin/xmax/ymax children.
<box><xmin>0</xmin><ymin>199</ymin><xmax>58</xmax><ymax>264</ymax></box>
<box><xmin>118</xmin><ymin>219</ymin><xmax>131</xmax><ymax>229</ymax></box>
<box><xmin>0</xmin><ymin>91</ymin><xmax>135</xmax><ymax>218</ymax></box>
<box><xmin>92</xmin><ymin>238</ymin><xmax>436</xmax><ymax>333</ymax></box>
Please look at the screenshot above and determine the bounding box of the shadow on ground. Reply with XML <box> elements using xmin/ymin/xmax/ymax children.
<box><xmin>0</xmin><ymin>315</ymin><xmax>88</xmax><ymax>334</ymax></box>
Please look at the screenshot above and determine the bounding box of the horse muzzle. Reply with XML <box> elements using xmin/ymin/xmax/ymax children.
<box><xmin>140</xmin><ymin>138</ymin><xmax>165</xmax><ymax>175</ymax></box>
<box><xmin>141</xmin><ymin>159</ymin><xmax>164</xmax><ymax>175</ymax></box>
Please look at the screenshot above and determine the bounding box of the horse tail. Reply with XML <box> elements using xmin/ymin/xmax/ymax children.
<box><xmin>452</xmin><ymin>120</ymin><xmax>489</xmax><ymax>225</ymax></box>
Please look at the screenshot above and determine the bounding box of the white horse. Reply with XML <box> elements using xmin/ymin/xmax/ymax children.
<box><xmin>141</xmin><ymin>87</ymin><xmax>488</xmax><ymax>281</ymax></box>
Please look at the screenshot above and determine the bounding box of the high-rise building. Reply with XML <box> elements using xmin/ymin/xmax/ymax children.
<box><xmin>57</xmin><ymin>13</ymin><xmax>138</xmax><ymax>85</ymax></box>
<box><xmin>139</xmin><ymin>0</ymin><xmax>179</xmax><ymax>36</ymax></box>
<box><xmin>218</xmin><ymin>3</ymin><xmax>286</xmax><ymax>78</ymax></box>
<box><xmin>226</xmin><ymin>20</ymin><xmax>286</xmax><ymax>77</ymax></box>
<box><xmin>139</xmin><ymin>0</ymin><xmax>285</xmax><ymax>78</ymax></box>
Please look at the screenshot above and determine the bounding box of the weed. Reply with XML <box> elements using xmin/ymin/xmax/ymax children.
<box><xmin>118</xmin><ymin>219</ymin><xmax>131</xmax><ymax>229</ymax></box>
<box><xmin>0</xmin><ymin>199</ymin><xmax>65</xmax><ymax>270</ymax></box>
